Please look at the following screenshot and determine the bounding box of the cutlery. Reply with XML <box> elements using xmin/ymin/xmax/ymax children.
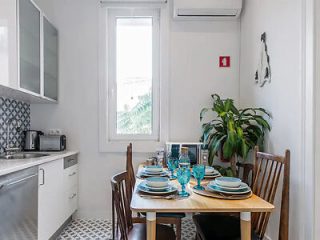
<box><xmin>139</xmin><ymin>194</ymin><xmax>178</xmax><ymax>200</ymax></box>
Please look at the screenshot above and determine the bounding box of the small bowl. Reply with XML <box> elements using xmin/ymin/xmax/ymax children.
<box><xmin>205</xmin><ymin>166</ymin><xmax>215</xmax><ymax>174</ymax></box>
<box><xmin>215</xmin><ymin>177</ymin><xmax>242</xmax><ymax>188</ymax></box>
<box><xmin>144</xmin><ymin>165</ymin><xmax>163</xmax><ymax>173</ymax></box>
<box><xmin>146</xmin><ymin>177</ymin><xmax>169</xmax><ymax>188</ymax></box>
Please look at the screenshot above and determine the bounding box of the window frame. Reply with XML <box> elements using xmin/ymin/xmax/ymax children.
<box><xmin>98</xmin><ymin>4</ymin><xmax>169</xmax><ymax>153</ymax></box>
<box><xmin>107</xmin><ymin>8</ymin><xmax>160</xmax><ymax>141</ymax></box>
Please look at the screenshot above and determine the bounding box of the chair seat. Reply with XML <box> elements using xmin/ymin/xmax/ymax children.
<box><xmin>193</xmin><ymin>214</ymin><xmax>260</xmax><ymax>240</ymax></box>
<box><xmin>128</xmin><ymin>223</ymin><xmax>176</xmax><ymax>240</ymax></box>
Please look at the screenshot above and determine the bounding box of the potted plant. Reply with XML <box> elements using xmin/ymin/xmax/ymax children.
<box><xmin>200</xmin><ymin>94</ymin><xmax>271</xmax><ymax>176</ymax></box>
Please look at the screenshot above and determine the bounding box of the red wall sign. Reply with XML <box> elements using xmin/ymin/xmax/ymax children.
<box><xmin>219</xmin><ymin>56</ymin><xmax>231</xmax><ymax>68</ymax></box>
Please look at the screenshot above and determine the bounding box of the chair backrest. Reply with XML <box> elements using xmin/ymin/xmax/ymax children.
<box><xmin>236</xmin><ymin>162</ymin><xmax>254</xmax><ymax>188</ymax></box>
<box><xmin>111</xmin><ymin>171</ymin><xmax>133</xmax><ymax>240</ymax></box>
<box><xmin>126</xmin><ymin>143</ymin><xmax>135</xmax><ymax>192</ymax></box>
<box><xmin>252</xmin><ymin>146</ymin><xmax>290</xmax><ymax>240</ymax></box>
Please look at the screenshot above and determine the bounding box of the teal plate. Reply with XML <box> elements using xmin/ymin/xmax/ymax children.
<box><xmin>207</xmin><ymin>182</ymin><xmax>251</xmax><ymax>195</ymax></box>
<box><xmin>138</xmin><ymin>182</ymin><xmax>178</xmax><ymax>195</ymax></box>
<box><xmin>211</xmin><ymin>181</ymin><xmax>249</xmax><ymax>191</ymax></box>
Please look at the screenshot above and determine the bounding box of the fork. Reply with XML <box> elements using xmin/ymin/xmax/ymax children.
<box><xmin>139</xmin><ymin>194</ymin><xmax>177</xmax><ymax>200</ymax></box>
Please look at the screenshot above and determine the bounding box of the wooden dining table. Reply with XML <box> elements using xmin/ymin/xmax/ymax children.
<box><xmin>130</xmin><ymin>165</ymin><xmax>274</xmax><ymax>240</ymax></box>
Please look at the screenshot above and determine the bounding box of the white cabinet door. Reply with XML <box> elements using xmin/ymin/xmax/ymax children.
<box><xmin>18</xmin><ymin>0</ymin><xmax>41</xmax><ymax>94</ymax></box>
<box><xmin>38</xmin><ymin>159</ymin><xmax>64</xmax><ymax>240</ymax></box>
<box><xmin>43</xmin><ymin>16</ymin><xmax>58</xmax><ymax>100</ymax></box>
<box><xmin>0</xmin><ymin>0</ymin><xmax>18</xmax><ymax>89</ymax></box>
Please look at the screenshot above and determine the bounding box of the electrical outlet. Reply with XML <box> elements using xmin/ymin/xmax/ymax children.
<box><xmin>48</xmin><ymin>129</ymin><xmax>62</xmax><ymax>135</ymax></box>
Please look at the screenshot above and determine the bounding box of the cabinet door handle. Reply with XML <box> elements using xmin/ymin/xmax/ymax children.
<box><xmin>69</xmin><ymin>193</ymin><xmax>77</xmax><ymax>199</ymax></box>
<box><xmin>39</xmin><ymin>168</ymin><xmax>45</xmax><ymax>185</ymax></box>
<box><xmin>68</xmin><ymin>172</ymin><xmax>76</xmax><ymax>177</ymax></box>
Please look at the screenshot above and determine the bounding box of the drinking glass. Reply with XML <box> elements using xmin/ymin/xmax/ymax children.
<box><xmin>167</xmin><ymin>155</ymin><xmax>179</xmax><ymax>179</ymax></box>
<box><xmin>192</xmin><ymin>164</ymin><xmax>205</xmax><ymax>190</ymax></box>
<box><xmin>177</xmin><ymin>167</ymin><xmax>191</xmax><ymax>197</ymax></box>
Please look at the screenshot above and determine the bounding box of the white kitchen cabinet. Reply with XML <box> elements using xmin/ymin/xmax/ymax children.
<box><xmin>0</xmin><ymin>0</ymin><xmax>58</xmax><ymax>102</ymax></box>
<box><xmin>38</xmin><ymin>155</ymin><xmax>78</xmax><ymax>240</ymax></box>
<box><xmin>38</xmin><ymin>159</ymin><xmax>64</xmax><ymax>240</ymax></box>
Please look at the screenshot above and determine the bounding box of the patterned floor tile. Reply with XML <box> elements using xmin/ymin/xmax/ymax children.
<box><xmin>57</xmin><ymin>218</ymin><xmax>196</xmax><ymax>240</ymax></box>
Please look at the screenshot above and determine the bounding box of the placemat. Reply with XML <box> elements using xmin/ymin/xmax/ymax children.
<box><xmin>193</xmin><ymin>187</ymin><xmax>253</xmax><ymax>200</ymax></box>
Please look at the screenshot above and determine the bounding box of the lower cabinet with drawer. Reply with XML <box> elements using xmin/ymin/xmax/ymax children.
<box><xmin>63</xmin><ymin>155</ymin><xmax>78</xmax><ymax>221</ymax></box>
<box><xmin>38</xmin><ymin>154</ymin><xmax>78</xmax><ymax>240</ymax></box>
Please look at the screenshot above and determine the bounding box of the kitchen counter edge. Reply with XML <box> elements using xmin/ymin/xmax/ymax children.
<box><xmin>0</xmin><ymin>151</ymin><xmax>79</xmax><ymax>177</ymax></box>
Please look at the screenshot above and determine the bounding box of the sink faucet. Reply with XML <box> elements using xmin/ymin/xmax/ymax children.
<box><xmin>5</xmin><ymin>117</ymin><xmax>21</xmax><ymax>154</ymax></box>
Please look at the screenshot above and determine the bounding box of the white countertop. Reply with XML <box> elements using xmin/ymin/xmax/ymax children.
<box><xmin>0</xmin><ymin>151</ymin><xmax>79</xmax><ymax>176</ymax></box>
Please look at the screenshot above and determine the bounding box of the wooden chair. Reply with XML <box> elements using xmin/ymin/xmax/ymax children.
<box><xmin>125</xmin><ymin>143</ymin><xmax>185</xmax><ymax>240</ymax></box>
<box><xmin>112</xmin><ymin>144</ymin><xmax>136</xmax><ymax>240</ymax></box>
<box><xmin>111</xmin><ymin>171</ymin><xmax>176</xmax><ymax>240</ymax></box>
<box><xmin>193</xmin><ymin>147</ymin><xmax>290</xmax><ymax>240</ymax></box>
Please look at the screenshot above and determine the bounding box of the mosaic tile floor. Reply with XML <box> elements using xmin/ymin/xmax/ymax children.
<box><xmin>57</xmin><ymin>218</ymin><xmax>196</xmax><ymax>240</ymax></box>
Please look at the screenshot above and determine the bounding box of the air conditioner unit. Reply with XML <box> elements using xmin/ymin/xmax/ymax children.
<box><xmin>173</xmin><ymin>0</ymin><xmax>242</xmax><ymax>21</ymax></box>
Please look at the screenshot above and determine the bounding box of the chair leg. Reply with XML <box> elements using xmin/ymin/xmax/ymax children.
<box><xmin>176</xmin><ymin>219</ymin><xmax>181</xmax><ymax>240</ymax></box>
<box><xmin>195</xmin><ymin>232</ymin><xmax>202</xmax><ymax>240</ymax></box>
<box><xmin>112</xmin><ymin>193</ymin><xmax>115</xmax><ymax>240</ymax></box>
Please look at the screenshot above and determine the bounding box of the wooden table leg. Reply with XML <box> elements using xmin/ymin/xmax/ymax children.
<box><xmin>240</xmin><ymin>212</ymin><xmax>251</xmax><ymax>240</ymax></box>
<box><xmin>146</xmin><ymin>212</ymin><xmax>156</xmax><ymax>240</ymax></box>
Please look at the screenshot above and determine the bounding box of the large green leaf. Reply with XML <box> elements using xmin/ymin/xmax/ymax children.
<box><xmin>223</xmin><ymin>136</ymin><xmax>234</xmax><ymax>159</ymax></box>
<box><xmin>200</xmin><ymin>108</ymin><xmax>209</xmax><ymax>121</ymax></box>
<box><xmin>224</xmin><ymin>99</ymin><xmax>233</xmax><ymax>112</ymax></box>
<box><xmin>255</xmin><ymin>116</ymin><xmax>271</xmax><ymax>131</ymax></box>
<box><xmin>240</xmin><ymin>139</ymin><xmax>250</xmax><ymax>159</ymax></box>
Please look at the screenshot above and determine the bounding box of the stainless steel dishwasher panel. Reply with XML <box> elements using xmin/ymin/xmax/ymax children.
<box><xmin>0</xmin><ymin>167</ymin><xmax>38</xmax><ymax>240</ymax></box>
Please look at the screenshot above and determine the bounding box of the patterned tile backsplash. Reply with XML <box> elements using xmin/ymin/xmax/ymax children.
<box><xmin>0</xmin><ymin>97</ymin><xmax>30</xmax><ymax>153</ymax></box>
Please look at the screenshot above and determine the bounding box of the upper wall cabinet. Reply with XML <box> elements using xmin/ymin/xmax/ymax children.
<box><xmin>0</xmin><ymin>0</ymin><xmax>58</xmax><ymax>103</ymax></box>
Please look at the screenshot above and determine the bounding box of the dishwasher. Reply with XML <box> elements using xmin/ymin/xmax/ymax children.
<box><xmin>0</xmin><ymin>167</ymin><xmax>38</xmax><ymax>240</ymax></box>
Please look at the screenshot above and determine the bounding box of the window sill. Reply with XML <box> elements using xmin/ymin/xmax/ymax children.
<box><xmin>99</xmin><ymin>140</ymin><xmax>165</xmax><ymax>153</ymax></box>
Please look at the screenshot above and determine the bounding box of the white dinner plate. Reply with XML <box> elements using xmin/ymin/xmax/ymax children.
<box><xmin>207</xmin><ymin>182</ymin><xmax>251</xmax><ymax>195</ymax></box>
<box><xmin>203</xmin><ymin>170</ymin><xmax>221</xmax><ymax>179</ymax></box>
<box><xmin>140</xmin><ymin>170</ymin><xmax>168</xmax><ymax>177</ymax></box>
<box><xmin>140</xmin><ymin>181</ymin><xmax>171</xmax><ymax>191</ymax></box>
<box><xmin>137</xmin><ymin>182</ymin><xmax>178</xmax><ymax>195</ymax></box>
<box><xmin>144</xmin><ymin>166</ymin><xmax>164</xmax><ymax>173</ymax></box>
<box><xmin>205</xmin><ymin>170</ymin><xmax>220</xmax><ymax>176</ymax></box>
<box><xmin>144</xmin><ymin>169</ymin><xmax>167</xmax><ymax>175</ymax></box>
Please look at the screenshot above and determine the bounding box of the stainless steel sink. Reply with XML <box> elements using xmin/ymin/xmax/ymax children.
<box><xmin>0</xmin><ymin>153</ymin><xmax>49</xmax><ymax>160</ymax></box>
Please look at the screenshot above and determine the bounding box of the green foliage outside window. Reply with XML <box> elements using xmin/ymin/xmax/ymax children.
<box><xmin>117</xmin><ymin>92</ymin><xmax>152</xmax><ymax>135</ymax></box>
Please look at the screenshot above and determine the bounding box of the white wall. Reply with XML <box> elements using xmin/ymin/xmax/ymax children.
<box><xmin>31</xmin><ymin>0</ymin><xmax>240</xmax><ymax>219</ymax></box>
<box><xmin>170</xmin><ymin>21</ymin><xmax>240</xmax><ymax>141</ymax></box>
<box><xmin>239</xmin><ymin>0</ymin><xmax>303</xmax><ymax>239</ymax></box>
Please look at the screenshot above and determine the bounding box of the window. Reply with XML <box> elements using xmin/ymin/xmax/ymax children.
<box><xmin>107</xmin><ymin>9</ymin><xmax>160</xmax><ymax>141</ymax></box>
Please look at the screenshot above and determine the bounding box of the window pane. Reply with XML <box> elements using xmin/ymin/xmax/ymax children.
<box><xmin>116</xmin><ymin>18</ymin><xmax>153</xmax><ymax>135</ymax></box>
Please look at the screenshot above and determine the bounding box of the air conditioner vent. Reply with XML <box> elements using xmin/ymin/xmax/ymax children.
<box><xmin>173</xmin><ymin>0</ymin><xmax>242</xmax><ymax>21</ymax></box>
